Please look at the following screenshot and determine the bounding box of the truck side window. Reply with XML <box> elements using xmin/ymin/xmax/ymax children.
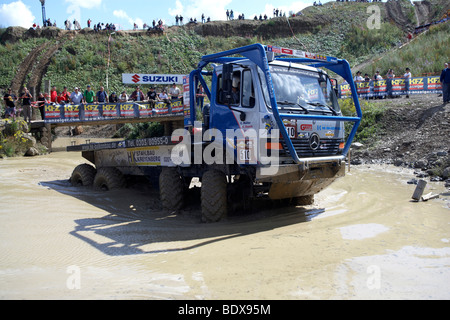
<box><xmin>241</xmin><ymin>69</ymin><xmax>255</xmax><ymax>108</ymax></box>
<box><xmin>217</xmin><ymin>71</ymin><xmax>241</xmax><ymax>106</ymax></box>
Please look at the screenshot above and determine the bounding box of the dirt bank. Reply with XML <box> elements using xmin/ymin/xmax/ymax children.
<box><xmin>349</xmin><ymin>95</ymin><xmax>450</xmax><ymax>183</ymax></box>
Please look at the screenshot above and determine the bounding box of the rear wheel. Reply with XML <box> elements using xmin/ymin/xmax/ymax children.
<box><xmin>70</xmin><ymin>164</ymin><xmax>96</xmax><ymax>187</ymax></box>
<box><xmin>159</xmin><ymin>167</ymin><xmax>184</xmax><ymax>211</ymax></box>
<box><xmin>93</xmin><ymin>167</ymin><xmax>126</xmax><ymax>191</ymax></box>
<box><xmin>201</xmin><ymin>170</ymin><xmax>228</xmax><ymax>222</ymax></box>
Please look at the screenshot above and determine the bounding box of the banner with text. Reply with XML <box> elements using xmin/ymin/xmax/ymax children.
<box><xmin>339</xmin><ymin>76</ymin><xmax>443</xmax><ymax>99</ymax></box>
<box><xmin>44</xmin><ymin>100</ymin><xmax>184</xmax><ymax>124</ymax></box>
<box><xmin>122</xmin><ymin>74</ymin><xmax>185</xmax><ymax>85</ymax></box>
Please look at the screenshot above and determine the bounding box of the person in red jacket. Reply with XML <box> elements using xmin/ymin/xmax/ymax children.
<box><xmin>50</xmin><ymin>86</ymin><xmax>58</xmax><ymax>103</ymax></box>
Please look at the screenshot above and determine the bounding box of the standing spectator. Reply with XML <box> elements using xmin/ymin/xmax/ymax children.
<box><xmin>87</xmin><ymin>19</ymin><xmax>92</xmax><ymax>28</ymax></box>
<box><xmin>119</xmin><ymin>91</ymin><xmax>129</xmax><ymax>102</ymax></box>
<box><xmin>373</xmin><ymin>70</ymin><xmax>383</xmax><ymax>80</ymax></box>
<box><xmin>147</xmin><ymin>87</ymin><xmax>157</xmax><ymax>107</ymax></box>
<box><xmin>36</xmin><ymin>92</ymin><xmax>48</xmax><ymax>120</ymax></box>
<box><xmin>70</xmin><ymin>87</ymin><xmax>83</xmax><ymax>104</ymax></box>
<box><xmin>50</xmin><ymin>86</ymin><xmax>58</xmax><ymax>103</ymax></box>
<box><xmin>403</xmin><ymin>67</ymin><xmax>412</xmax><ymax>98</ymax></box>
<box><xmin>96</xmin><ymin>86</ymin><xmax>108</xmax><ymax>103</ymax></box>
<box><xmin>354</xmin><ymin>71</ymin><xmax>364</xmax><ymax>82</ymax></box>
<box><xmin>169</xmin><ymin>83</ymin><xmax>181</xmax><ymax>100</ymax></box>
<box><xmin>109</xmin><ymin>92</ymin><xmax>118</xmax><ymax>103</ymax></box>
<box><xmin>386</xmin><ymin>69</ymin><xmax>395</xmax><ymax>98</ymax></box>
<box><xmin>440</xmin><ymin>62</ymin><xmax>450</xmax><ymax>104</ymax></box>
<box><xmin>3</xmin><ymin>88</ymin><xmax>17</xmax><ymax>119</ymax></box>
<box><xmin>130</xmin><ymin>86</ymin><xmax>145</xmax><ymax>101</ymax></box>
<box><xmin>20</xmin><ymin>88</ymin><xmax>33</xmax><ymax>124</ymax></box>
<box><xmin>83</xmin><ymin>85</ymin><xmax>95</xmax><ymax>104</ymax></box>
<box><xmin>157</xmin><ymin>90</ymin><xmax>170</xmax><ymax>104</ymax></box>
<box><xmin>58</xmin><ymin>86</ymin><xmax>70</xmax><ymax>104</ymax></box>
<box><xmin>196</xmin><ymin>84</ymin><xmax>205</xmax><ymax>109</ymax></box>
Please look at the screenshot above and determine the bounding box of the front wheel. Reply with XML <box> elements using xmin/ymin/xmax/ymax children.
<box><xmin>201</xmin><ymin>170</ymin><xmax>228</xmax><ymax>222</ymax></box>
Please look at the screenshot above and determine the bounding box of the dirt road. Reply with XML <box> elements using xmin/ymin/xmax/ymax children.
<box><xmin>0</xmin><ymin>148</ymin><xmax>449</xmax><ymax>300</ymax></box>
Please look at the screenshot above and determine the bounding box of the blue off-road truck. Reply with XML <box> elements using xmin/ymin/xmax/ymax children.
<box><xmin>67</xmin><ymin>43</ymin><xmax>362</xmax><ymax>222</ymax></box>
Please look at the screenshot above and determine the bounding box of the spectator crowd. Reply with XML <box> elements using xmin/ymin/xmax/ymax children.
<box><xmin>2</xmin><ymin>83</ymin><xmax>189</xmax><ymax>122</ymax></box>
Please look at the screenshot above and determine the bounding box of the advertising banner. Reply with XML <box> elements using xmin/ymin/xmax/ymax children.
<box><xmin>339</xmin><ymin>76</ymin><xmax>443</xmax><ymax>99</ymax></box>
<box><xmin>44</xmin><ymin>100</ymin><xmax>184</xmax><ymax>124</ymax></box>
<box><xmin>122</xmin><ymin>74</ymin><xmax>185</xmax><ymax>85</ymax></box>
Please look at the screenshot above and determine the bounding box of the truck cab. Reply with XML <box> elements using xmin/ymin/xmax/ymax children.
<box><xmin>205</xmin><ymin>59</ymin><xmax>345</xmax><ymax>164</ymax></box>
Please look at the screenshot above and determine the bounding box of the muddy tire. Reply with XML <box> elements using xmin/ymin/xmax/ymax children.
<box><xmin>70</xmin><ymin>164</ymin><xmax>96</xmax><ymax>187</ymax></box>
<box><xmin>159</xmin><ymin>167</ymin><xmax>184</xmax><ymax>211</ymax></box>
<box><xmin>294</xmin><ymin>194</ymin><xmax>314</xmax><ymax>206</ymax></box>
<box><xmin>201</xmin><ymin>170</ymin><xmax>227</xmax><ymax>222</ymax></box>
<box><xmin>93</xmin><ymin>167</ymin><xmax>126</xmax><ymax>191</ymax></box>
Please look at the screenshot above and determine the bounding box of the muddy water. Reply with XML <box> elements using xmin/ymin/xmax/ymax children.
<box><xmin>0</xmin><ymin>147</ymin><xmax>449</xmax><ymax>300</ymax></box>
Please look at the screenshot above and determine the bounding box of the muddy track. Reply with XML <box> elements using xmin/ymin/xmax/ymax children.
<box><xmin>10</xmin><ymin>33</ymin><xmax>71</xmax><ymax>96</ymax></box>
<box><xmin>27</xmin><ymin>36</ymin><xmax>69</xmax><ymax>94</ymax></box>
<box><xmin>10</xmin><ymin>41</ymin><xmax>51</xmax><ymax>94</ymax></box>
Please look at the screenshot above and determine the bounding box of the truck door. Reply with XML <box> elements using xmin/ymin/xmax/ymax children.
<box><xmin>211</xmin><ymin>65</ymin><xmax>260</xmax><ymax>163</ymax></box>
<box><xmin>212</xmin><ymin>67</ymin><xmax>259</xmax><ymax>133</ymax></box>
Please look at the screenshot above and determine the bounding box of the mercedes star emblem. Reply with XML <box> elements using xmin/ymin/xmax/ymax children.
<box><xmin>309</xmin><ymin>133</ymin><xmax>320</xmax><ymax>150</ymax></box>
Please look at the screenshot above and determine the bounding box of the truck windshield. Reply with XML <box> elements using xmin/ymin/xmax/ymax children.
<box><xmin>268</xmin><ymin>65</ymin><xmax>340</xmax><ymax>114</ymax></box>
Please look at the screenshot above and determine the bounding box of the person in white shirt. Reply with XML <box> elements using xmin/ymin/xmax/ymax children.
<box><xmin>403</xmin><ymin>67</ymin><xmax>412</xmax><ymax>98</ymax></box>
<box><xmin>354</xmin><ymin>71</ymin><xmax>364</xmax><ymax>82</ymax></box>
<box><xmin>169</xmin><ymin>83</ymin><xmax>181</xmax><ymax>100</ymax></box>
<box><xmin>158</xmin><ymin>90</ymin><xmax>170</xmax><ymax>104</ymax></box>
<box><xmin>70</xmin><ymin>87</ymin><xmax>83</xmax><ymax>104</ymax></box>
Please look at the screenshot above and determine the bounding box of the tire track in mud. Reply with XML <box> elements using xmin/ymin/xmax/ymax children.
<box><xmin>10</xmin><ymin>34</ymin><xmax>71</xmax><ymax>95</ymax></box>
<box><xmin>10</xmin><ymin>41</ymin><xmax>51</xmax><ymax>94</ymax></box>
<box><xmin>26</xmin><ymin>36</ymin><xmax>69</xmax><ymax>94</ymax></box>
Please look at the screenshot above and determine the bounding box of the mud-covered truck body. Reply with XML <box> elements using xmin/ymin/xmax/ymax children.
<box><xmin>67</xmin><ymin>44</ymin><xmax>362</xmax><ymax>222</ymax></box>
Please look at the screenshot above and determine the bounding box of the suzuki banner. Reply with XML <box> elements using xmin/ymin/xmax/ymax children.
<box><xmin>122</xmin><ymin>74</ymin><xmax>185</xmax><ymax>85</ymax></box>
<box><xmin>339</xmin><ymin>76</ymin><xmax>443</xmax><ymax>99</ymax></box>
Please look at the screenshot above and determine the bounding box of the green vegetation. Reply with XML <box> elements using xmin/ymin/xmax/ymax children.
<box><xmin>357</xmin><ymin>22</ymin><xmax>450</xmax><ymax>77</ymax></box>
<box><xmin>0</xmin><ymin>119</ymin><xmax>31</xmax><ymax>157</ymax></box>
<box><xmin>341</xmin><ymin>98</ymin><xmax>387</xmax><ymax>145</ymax></box>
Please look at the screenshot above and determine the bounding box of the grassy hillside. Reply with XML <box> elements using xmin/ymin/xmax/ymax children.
<box><xmin>0</xmin><ymin>1</ymin><xmax>448</xmax><ymax>95</ymax></box>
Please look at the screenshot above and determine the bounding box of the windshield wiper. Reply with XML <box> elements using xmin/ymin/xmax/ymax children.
<box><xmin>306</xmin><ymin>102</ymin><xmax>338</xmax><ymax>115</ymax></box>
<box><xmin>277</xmin><ymin>101</ymin><xmax>309</xmax><ymax>114</ymax></box>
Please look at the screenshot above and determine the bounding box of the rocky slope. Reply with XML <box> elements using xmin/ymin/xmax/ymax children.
<box><xmin>350</xmin><ymin>95</ymin><xmax>450</xmax><ymax>183</ymax></box>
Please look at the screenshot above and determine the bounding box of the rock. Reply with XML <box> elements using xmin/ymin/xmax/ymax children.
<box><xmin>24</xmin><ymin>147</ymin><xmax>39</xmax><ymax>157</ymax></box>
<box><xmin>21</xmin><ymin>133</ymin><xmax>36</xmax><ymax>149</ymax></box>
<box><xmin>394</xmin><ymin>159</ymin><xmax>403</xmax><ymax>167</ymax></box>
<box><xmin>407</xmin><ymin>178</ymin><xmax>418</xmax><ymax>185</ymax></box>
<box><xmin>350</xmin><ymin>158</ymin><xmax>362</xmax><ymax>165</ymax></box>
<box><xmin>437</xmin><ymin>151</ymin><xmax>448</xmax><ymax>157</ymax></box>
<box><xmin>442</xmin><ymin>167</ymin><xmax>450</xmax><ymax>179</ymax></box>
<box><xmin>414</xmin><ymin>160</ymin><xmax>426</xmax><ymax>169</ymax></box>
<box><xmin>72</xmin><ymin>126</ymin><xmax>84</xmax><ymax>136</ymax></box>
<box><xmin>351</xmin><ymin>142</ymin><xmax>364</xmax><ymax>149</ymax></box>
<box><xmin>445</xmin><ymin>179</ymin><xmax>450</xmax><ymax>188</ymax></box>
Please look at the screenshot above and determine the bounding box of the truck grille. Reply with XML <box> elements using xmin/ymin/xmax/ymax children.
<box><xmin>280</xmin><ymin>138</ymin><xmax>343</xmax><ymax>158</ymax></box>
